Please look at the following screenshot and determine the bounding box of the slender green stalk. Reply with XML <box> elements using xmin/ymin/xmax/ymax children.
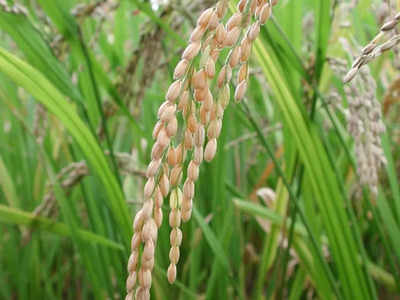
<box><xmin>241</xmin><ymin>102</ymin><xmax>340</xmax><ymax>299</ymax></box>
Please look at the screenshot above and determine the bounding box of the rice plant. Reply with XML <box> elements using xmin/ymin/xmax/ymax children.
<box><xmin>0</xmin><ymin>0</ymin><xmax>399</xmax><ymax>299</ymax></box>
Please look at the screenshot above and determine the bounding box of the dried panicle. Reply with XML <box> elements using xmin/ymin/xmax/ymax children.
<box><xmin>345</xmin><ymin>67</ymin><xmax>386</xmax><ymax>197</ymax></box>
<box><xmin>330</xmin><ymin>53</ymin><xmax>386</xmax><ymax>198</ymax></box>
<box><xmin>343</xmin><ymin>13</ymin><xmax>400</xmax><ymax>83</ymax></box>
<box><xmin>0</xmin><ymin>1</ymin><xmax>28</xmax><ymax>14</ymax></box>
<box><xmin>126</xmin><ymin>0</ymin><xmax>277</xmax><ymax>297</ymax></box>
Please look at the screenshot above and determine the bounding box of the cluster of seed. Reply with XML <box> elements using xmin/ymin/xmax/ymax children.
<box><xmin>345</xmin><ymin>67</ymin><xmax>386</xmax><ymax>196</ymax></box>
<box><xmin>330</xmin><ymin>57</ymin><xmax>386</xmax><ymax>196</ymax></box>
<box><xmin>0</xmin><ymin>0</ymin><xmax>28</xmax><ymax>14</ymax></box>
<box><xmin>126</xmin><ymin>1</ymin><xmax>278</xmax><ymax>299</ymax></box>
<box><xmin>344</xmin><ymin>12</ymin><xmax>400</xmax><ymax>83</ymax></box>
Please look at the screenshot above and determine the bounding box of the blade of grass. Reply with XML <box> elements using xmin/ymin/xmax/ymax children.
<box><xmin>0</xmin><ymin>47</ymin><xmax>132</xmax><ymax>246</ymax></box>
<box><xmin>0</xmin><ymin>155</ymin><xmax>19</xmax><ymax>208</ymax></box>
<box><xmin>253</xmin><ymin>35</ymin><xmax>372</xmax><ymax>300</ymax></box>
<box><xmin>240</xmin><ymin>102</ymin><xmax>339</xmax><ymax>299</ymax></box>
<box><xmin>234</xmin><ymin>198</ymin><xmax>397</xmax><ymax>292</ymax></box>
<box><xmin>381</xmin><ymin>133</ymin><xmax>400</xmax><ymax>223</ymax></box>
<box><xmin>0</xmin><ymin>204</ymin><xmax>123</xmax><ymax>250</ymax></box>
<box><xmin>192</xmin><ymin>207</ymin><xmax>230</xmax><ymax>273</ymax></box>
<box><xmin>315</xmin><ymin>0</ymin><xmax>332</xmax><ymax>82</ymax></box>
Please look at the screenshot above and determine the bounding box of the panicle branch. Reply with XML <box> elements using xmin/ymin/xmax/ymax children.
<box><xmin>344</xmin><ymin>12</ymin><xmax>400</xmax><ymax>83</ymax></box>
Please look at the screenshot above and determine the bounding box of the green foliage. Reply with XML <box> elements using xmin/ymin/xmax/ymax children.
<box><xmin>0</xmin><ymin>0</ymin><xmax>399</xmax><ymax>299</ymax></box>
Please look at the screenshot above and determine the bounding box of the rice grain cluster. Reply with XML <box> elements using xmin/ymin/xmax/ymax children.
<box><xmin>125</xmin><ymin>1</ymin><xmax>277</xmax><ymax>299</ymax></box>
<box><xmin>344</xmin><ymin>12</ymin><xmax>400</xmax><ymax>83</ymax></box>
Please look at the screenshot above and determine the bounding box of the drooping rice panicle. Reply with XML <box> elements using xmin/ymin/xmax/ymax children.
<box><xmin>126</xmin><ymin>1</ymin><xmax>278</xmax><ymax>299</ymax></box>
<box><xmin>344</xmin><ymin>12</ymin><xmax>400</xmax><ymax>83</ymax></box>
<box><xmin>331</xmin><ymin>53</ymin><xmax>386</xmax><ymax>197</ymax></box>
